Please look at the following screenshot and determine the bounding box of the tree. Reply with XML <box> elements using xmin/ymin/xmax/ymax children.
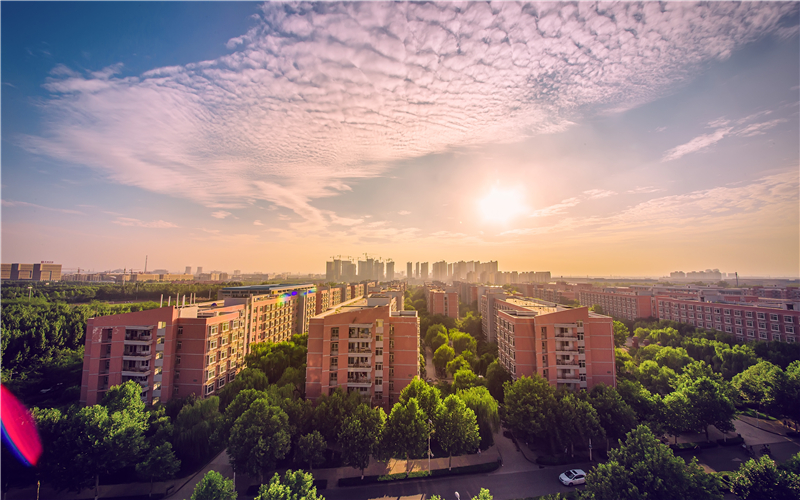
<box><xmin>218</xmin><ymin>389</ymin><xmax>273</xmax><ymax>443</ymax></box>
<box><xmin>425</xmin><ymin>324</ymin><xmax>447</xmax><ymax>347</ymax></box>
<box><xmin>457</xmin><ymin>386</ymin><xmax>500</xmax><ymax>448</ymax></box>
<box><xmin>447</xmin><ymin>356</ymin><xmax>472</xmax><ymax>377</ymax></box>
<box><xmin>255</xmin><ymin>470</ymin><xmax>323</xmax><ymax>500</ymax></box>
<box><xmin>435</xmin><ymin>395</ymin><xmax>480</xmax><ymax>469</ymax></box>
<box><xmin>399</xmin><ymin>377</ymin><xmax>444</xmax><ymax>422</ymax></box>
<box><xmin>585</xmin><ymin>425</ymin><xmax>722</xmax><ymax>500</ymax></box>
<box><xmin>227</xmin><ymin>399</ymin><xmax>291</xmax><ymax>483</ymax></box>
<box><xmin>311</xmin><ymin>388</ymin><xmax>361</xmax><ymax>443</ymax></box>
<box><xmin>471</xmin><ymin>489</ymin><xmax>493</xmax><ymax>500</ymax></box>
<box><xmin>503</xmin><ymin>375</ymin><xmax>557</xmax><ymax>451</ymax></box>
<box><xmin>653</xmin><ymin>346</ymin><xmax>693</xmax><ymax>373</ymax></box>
<box><xmin>453</xmin><ymin>368</ymin><xmax>485</xmax><ymax>392</ymax></box>
<box><xmin>553</xmin><ymin>393</ymin><xmax>605</xmax><ymax>457</ymax></box>
<box><xmin>680</xmin><ymin>377</ymin><xmax>737</xmax><ymax>441</ymax></box>
<box><xmin>431</xmin><ymin>332</ymin><xmax>449</xmax><ymax>353</ymax></box>
<box><xmin>245</xmin><ymin>340</ymin><xmax>307</xmax><ymax>384</ymax></box>
<box><xmin>136</xmin><ymin>442</ymin><xmax>181</xmax><ymax>497</ymax></box>
<box><xmin>216</xmin><ymin>368</ymin><xmax>271</xmax><ymax>410</ymax></box>
<box><xmin>732</xmin><ymin>361</ymin><xmax>781</xmax><ymax>407</ymax></box>
<box><xmin>636</xmin><ymin>360</ymin><xmax>677</xmax><ymax>395</ymax></box>
<box><xmin>450</xmin><ymin>330</ymin><xmax>477</xmax><ymax>354</ymax></box>
<box><xmin>381</xmin><ymin>398</ymin><xmax>428</xmax><ymax>466</ymax></box>
<box><xmin>174</xmin><ymin>396</ymin><xmax>223</xmax><ymax>468</ymax></box>
<box><xmin>191</xmin><ymin>470</ymin><xmax>236</xmax><ymax>500</ymax></box>
<box><xmin>485</xmin><ymin>360</ymin><xmax>511</xmax><ymax>403</ymax></box>
<box><xmin>295</xmin><ymin>431</ymin><xmax>326</xmax><ymax>472</ymax></box>
<box><xmin>588</xmin><ymin>384</ymin><xmax>637</xmax><ymax>453</ymax></box>
<box><xmin>613</xmin><ymin>321</ymin><xmax>629</xmax><ymax>347</ymax></box>
<box><xmin>433</xmin><ymin>344</ymin><xmax>455</xmax><ymax>377</ymax></box>
<box><xmin>339</xmin><ymin>403</ymin><xmax>386</xmax><ymax>479</ymax></box>
<box><xmin>730</xmin><ymin>456</ymin><xmax>800</xmax><ymax>500</ymax></box>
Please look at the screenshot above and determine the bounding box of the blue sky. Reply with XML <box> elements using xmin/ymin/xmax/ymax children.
<box><xmin>2</xmin><ymin>2</ymin><xmax>798</xmax><ymax>277</ymax></box>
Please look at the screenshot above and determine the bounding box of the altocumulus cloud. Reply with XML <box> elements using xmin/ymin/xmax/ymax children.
<box><xmin>20</xmin><ymin>2</ymin><xmax>798</xmax><ymax>231</ymax></box>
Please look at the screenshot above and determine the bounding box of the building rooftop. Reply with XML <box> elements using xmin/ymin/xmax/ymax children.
<box><xmin>221</xmin><ymin>283</ymin><xmax>314</xmax><ymax>293</ymax></box>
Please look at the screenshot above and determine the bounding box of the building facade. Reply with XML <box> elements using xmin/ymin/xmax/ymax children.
<box><xmin>80</xmin><ymin>302</ymin><xmax>248</xmax><ymax>406</ymax></box>
<box><xmin>579</xmin><ymin>288</ymin><xmax>654</xmax><ymax>321</ymax></box>
<box><xmin>306</xmin><ymin>297</ymin><xmax>420</xmax><ymax>410</ymax></box>
<box><xmin>428</xmin><ymin>288</ymin><xmax>458</xmax><ymax>319</ymax></box>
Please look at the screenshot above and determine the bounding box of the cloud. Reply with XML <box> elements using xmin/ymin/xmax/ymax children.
<box><xmin>530</xmin><ymin>197</ymin><xmax>580</xmax><ymax>217</ymax></box>
<box><xmin>19</xmin><ymin>2</ymin><xmax>797</xmax><ymax>232</ymax></box>
<box><xmin>663</xmin><ymin>127</ymin><xmax>732</xmax><ymax>161</ymax></box>
<box><xmin>2</xmin><ymin>199</ymin><xmax>84</xmax><ymax>215</ymax></box>
<box><xmin>583</xmin><ymin>189</ymin><xmax>617</xmax><ymax>200</ymax></box>
<box><xmin>253</xmin><ymin>220</ymin><xmax>264</xmax><ymax>226</ymax></box>
<box><xmin>398</xmin><ymin>210</ymin><xmax>411</xmax><ymax>215</ymax></box>
<box><xmin>211</xmin><ymin>211</ymin><xmax>232</xmax><ymax>219</ymax></box>
<box><xmin>627</xmin><ymin>186</ymin><xmax>663</xmax><ymax>194</ymax></box>
<box><xmin>112</xmin><ymin>217</ymin><xmax>178</xmax><ymax>228</ymax></box>
<box><xmin>736</xmin><ymin>119</ymin><xmax>786</xmax><ymax>137</ymax></box>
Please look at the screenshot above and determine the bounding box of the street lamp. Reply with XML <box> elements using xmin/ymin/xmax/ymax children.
<box><xmin>428</xmin><ymin>419</ymin><xmax>433</xmax><ymax>471</ymax></box>
<box><xmin>27</xmin><ymin>286</ymin><xmax>32</xmax><ymax>300</ymax></box>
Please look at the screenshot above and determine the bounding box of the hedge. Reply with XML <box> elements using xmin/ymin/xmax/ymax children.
<box><xmin>338</xmin><ymin>460</ymin><xmax>501</xmax><ymax>487</ymax></box>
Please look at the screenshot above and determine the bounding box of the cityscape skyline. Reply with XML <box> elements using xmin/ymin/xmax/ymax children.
<box><xmin>2</xmin><ymin>2</ymin><xmax>799</xmax><ymax>277</ymax></box>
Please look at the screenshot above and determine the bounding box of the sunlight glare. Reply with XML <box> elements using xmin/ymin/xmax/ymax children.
<box><xmin>477</xmin><ymin>186</ymin><xmax>529</xmax><ymax>225</ymax></box>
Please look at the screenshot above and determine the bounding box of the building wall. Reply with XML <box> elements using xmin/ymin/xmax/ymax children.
<box><xmin>80</xmin><ymin>303</ymin><xmax>247</xmax><ymax>406</ymax></box>
<box><xmin>655</xmin><ymin>297</ymin><xmax>799</xmax><ymax>343</ymax></box>
<box><xmin>306</xmin><ymin>304</ymin><xmax>419</xmax><ymax>410</ymax></box>
<box><xmin>579</xmin><ymin>289</ymin><xmax>654</xmax><ymax>320</ymax></box>
<box><xmin>428</xmin><ymin>289</ymin><xmax>458</xmax><ymax>318</ymax></box>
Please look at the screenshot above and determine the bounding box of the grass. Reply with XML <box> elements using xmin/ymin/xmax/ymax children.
<box><xmin>739</xmin><ymin>408</ymin><xmax>778</xmax><ymax>421</ymax></box>
<box><xmin>338</xmin><ymin>460</ymin><xmax>500</xmax><ymax>487</ymax></box>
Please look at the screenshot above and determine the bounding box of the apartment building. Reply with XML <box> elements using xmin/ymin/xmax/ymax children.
<box><xmin>1</xmin><ymin>262</ymin><xmax>62</xmax><ymax>281</ymax></box>
<box><xmin>80</xmin><ymin>302</ymin><xmax>248</xmax><ymax>406</ymax></box>
<box><xmin>480</xmin><ymin>290</ymin><xmax>512</xmax><ymax>342</ymax></box>
<box><xmin>494</xmin><ymin>298</ymin><xmax>616</xmax><ymax>390</ymax></box>
<box><xmin>306</xmin><ymin>296</ymin><xmax>420</xmax><ymax>410</ymax></box>
<box><xmin>428</xmin><ymin>288</ymin><xmax>458</xmax><ymax>319</ymax></box>
<box><xmin>579</xmin><ymin>288</ymin><xmax>654</xmax><ymax>321</ymax></box>
<box><xmin>655</xmin><ymin>296</ymin><xmax>799</xmax><ymax>343</ymax></box>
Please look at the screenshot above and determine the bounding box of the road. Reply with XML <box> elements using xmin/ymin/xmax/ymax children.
<box><xmin>321</xmin><ymin>465</ymin><xmax>588</xmax><ymax>500</ymax></box>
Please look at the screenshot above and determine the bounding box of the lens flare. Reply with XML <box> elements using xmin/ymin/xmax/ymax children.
<box><xmin>1</xmin><ymin>384</ymin><xmax>43</xmax><ymax>467</ymax></box>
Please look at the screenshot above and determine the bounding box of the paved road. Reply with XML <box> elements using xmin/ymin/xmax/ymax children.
<box><xmin>320</xmin><ymin>465</ymin><xmax>588</xmax><ymax>500</ymax></box>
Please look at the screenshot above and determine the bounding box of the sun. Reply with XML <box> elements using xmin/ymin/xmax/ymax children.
<box><xmin>477</xmin><ymin>186</ymin><xmax>529</xmax><ymax>225</ymax></box>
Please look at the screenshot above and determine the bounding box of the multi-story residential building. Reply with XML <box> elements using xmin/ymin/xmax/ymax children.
<box><xmin>386</xmin><ymin>261</ymin><xmax>395</xmax><ymax>280</ymax></box>
<box><xmin>306</xmin><ymin>296</ymin><xmax>420</xmax><ymax>409</ymax></box>
<box><xmin>80</xmin><ymin>301</ymin><xmax>248</xmax><ymax>406</ymax></box>
<box><xmin>428</xmin><ymin>288</ymin><xmax>458</xmax><ymax>319</ymax></box>
<box><xmin>496</xmin><ymin>300</ymin><xmax>616</xmax><ymax>390</ymax></box>
<box><xmin>219</xmin><ymin>284</ymin><xmax>317</xmax><ymax>343</ymax></box>
<box><xmin>1</xmin><ymin>262</ymin><xmax>62</xmax><ymax>281</ymax></box>
<box><xmin>480</xmin><ymin>290</ymin><xmax>512</xmax><ymax>342</ymax></box>
<box><xmin>654</xmin><ymin>296</ymin><xmax>799</xmax><ymax>343</ymax></box>
<box><xmin>407</xmin><ymin>262</ymin><xmax>413</xmax><ymax>281</ymax></box>
<box><xmin>579</xmin><ymin>288</ymin><xmax>654</xmax><ymax>321</ymax></box>
<box><xmin>420</xmin><ymin>262</ymin><xmax>429</xmax><ymax>281</ymax></box>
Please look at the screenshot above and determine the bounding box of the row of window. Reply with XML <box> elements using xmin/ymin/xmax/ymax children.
<box><xmin>659</xmin><ymin>303</ymin><xmax>795</xmax><ymax>323</ymax></box>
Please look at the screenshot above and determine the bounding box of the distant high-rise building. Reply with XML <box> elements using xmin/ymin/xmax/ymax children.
<box><xmin>233</xmin><ymin>270</ymin><xmax>241</xmax><ymax>276</ymax></box>
<box><xmin>185</xmin><ymin>266</ymin><xmax>192</xmax><ymax>275</ymax></box>
<box><xmin>342</xmin><ymin>261</ymin><xmax>357</xmax><ymax>282</ymax></box>
<box><xmin>432</xmin><ymin>261</ymin><xmax>447</xmax><ymax>281</ymax></box>
<box><xmin>196</xmin><ymin>267</ymin><xmax>203</xmax><ymax>276</ymax></box>
<box><xmin>407</xmin><ymin>262</ymin><xmax>413</xmax><ymax>280</ymax></box>
<box><xmin>415</xmin><ymin>262</ymin><xmax>420</xmax><ymax>279</ymax></box>
<box><xmin>386</xmin><ymin>261</ymin><xmax>395</xmax><ymax>280</ymax></box>
<box><xmin>420</xmin><ymin>262</ymin><xmax>429</xmax><ymax>280</ymax></box>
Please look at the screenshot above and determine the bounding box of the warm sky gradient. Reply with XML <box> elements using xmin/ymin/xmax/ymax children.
<box><xmin>2</xmin><ymin>2</ymin><xmax>799</xmax><ymax>277</ymax></box>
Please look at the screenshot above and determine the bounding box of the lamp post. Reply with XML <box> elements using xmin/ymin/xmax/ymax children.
<box><xmin>428</xmin><ymin>419</ymin><xmax>433</xmax><ymax>471</ymax></box>
<box><xmin>27</xmin><ymin>286</ymin><xmax>32</xmax><ymax>300</ymax></box>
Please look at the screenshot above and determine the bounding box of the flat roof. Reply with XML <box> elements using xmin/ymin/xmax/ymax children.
<box><xmin>221</xmin><ymin>283</ymin><xmax>314</xmax><ymax>292</ymax></box>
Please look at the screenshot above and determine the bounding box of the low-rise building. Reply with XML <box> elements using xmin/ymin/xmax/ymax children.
<box><xmin>579</xmin><ymin>287</ymin><xmax>654</xmax><ymax>321</ymax></box>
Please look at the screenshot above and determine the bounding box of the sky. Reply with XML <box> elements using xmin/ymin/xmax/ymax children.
<box><xmin>2</xmin><ymin>1</ymin><xmax>799</xmax><ymax>277</ymax></box>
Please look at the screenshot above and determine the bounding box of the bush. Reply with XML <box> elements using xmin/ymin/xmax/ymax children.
<box><xmin>338</xmin><ymin>460</ymin><xmax>500</xmax><ymax>486</ymax></box>
<box><xmin>669</xmin><ymin>443</ymin><xmax>699</xmax><ymax>454</ymax></box>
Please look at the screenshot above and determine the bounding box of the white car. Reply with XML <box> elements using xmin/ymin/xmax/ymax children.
<box><xmin>559</xmin><ymin>469</ymin><xmax>586</xmax><ymax>486</ymax></box>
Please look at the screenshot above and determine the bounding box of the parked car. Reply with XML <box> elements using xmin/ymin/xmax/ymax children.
<box><xmin>559</xmin><ymin>469</ymin><xmax>586</xmax><ymax>486</ymax></box>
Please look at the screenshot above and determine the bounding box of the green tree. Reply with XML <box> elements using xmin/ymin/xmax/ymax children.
<box><xmin>255</xmin><ymin>470</ymin><xmax>323</xmax><ymax>500</ymax></box>
<box><xmin>425</xmin><ymin>324</ymin><xmax>447</xmax><ymax>347</ymax></box>
<box><xmin>339</xmin><ymin>403</ymin><xmax>386</xmax><ymax>479</ymax></box>
<box><xmin>311</xmin><ymin>388</ymin><xmax>361</xmax><ymax>443</ymax></box>
<box><xmin>636</xmin><ymin>359</ymin><xmax>677</xmax><ymax>395</ymax></box>
<box><xmin>381</xmin><ymin>398</ymin><xmax>428</xmax><ymax>466</ymax></box>
<box><xmin>457</xmin><ymin>386</ymin><xmax>500</xmax><ymax>448</ymax></box>
<box><xmin>218</xmin><ymin>388</ymin><xmax>273</xmax><ymax>443</ymax></box>
<box><xmin>485</xmin><ymin>360</ymin><xmax>511</xmax><ymax>403</ymax></box>
<box><xmin>589</xmin><ymin>384</ymin><xmax>637</xmax><ymax>453</ymax></box>
<box><xmin>453</xmin><ymin>368</ymin><xmax>485</xmax><ymax>392</ymax></box>
<box><xmin>191</xmin><ymin>470</ymin><xmax>236</xmax><ymax>500</ymax></box>
<box><xmin>399</xmin><ymin>377</ymin><xmax>444</xmax><ymax>422</ymax></box>
<box><xmin>227</xmin><ymin>399</ymin><xmax>291</xmax><ymax>483</ymax></box>
<box><xmin>450</xmin><ymin>330</ymin><xmax>477</xmax><ymax>355</ymax></box>
<box><xmin>447</xmin><ymin>356</ymin><xmax>472</xmax><ymax>377</ymax></box>
<box><xmin>503</xmin><ymin>375</ymin><xmax>557</xmax><ymax>451</ymax></box>
<box><xmin>680</xmin><ymin>377</ymin><xmax>737</xmax><ymax>441</ymax></box>
<box><xmin>295</xmin><ymin>431</ymin><xmax>326</xmax><ymax>472</ymax></box>
<box><xmin>246</xmin><ymin>340</ymin><xmax>307</xmax><ymax>383</ymax></box>
<box><xmin>732</xmin><ymin>361</ymin><xmax>781</xmax><ymax>406</ymax></box>
<box><xmin>471</xmin><ymin>489</ymin><xmax>493</xmax><ymax>500</ymax></box>
<box><xmin>433</xmin><ymin>344</ymin><xmax>455</xmax><ymax>377</ymax></box>
<box><xmin>431</xmin><ymin>332</ymin><xmax>449</xmax><ymax>353</ymax></box>
<box><xmin>653</xmin><ymin>346</ymin><xmax>694</xmax><ymax>373</ymax></box>
<box><xmin>585</xmin><ymin>425</ymin><xmax>721</xmax><ymax>500</ymax></box>
<box><xmin>435</xmin><ymin>395</ymin><xmax>480</xmax><ymax>469</ymax></box>
<box><xmin>553</xmin><ymin>393</ymin><xmax>605</xmax><ymax>457</ymax></box>
<box><xmin>216</xmin><ymin>368</ymin><xmax>270</xmax><ymax>411</ymax></box>
<box><xmin>730</xmin><ymin>455</ymin><xmax>800</xmax><ymax>500</ymax></box>
<box><xmin>173</xmin><ymin>396</ymin><xmax>223</xmax><ymax>468</ymax></box>
<box><xmin>136</xmin><ymin>442</ymin><xmax>181</xmax><ymax>497</ymax></box>
<box><xmin>613</xmin><ymin>320</ymin><xmax>630</xmax><ymax>347</ymax></box>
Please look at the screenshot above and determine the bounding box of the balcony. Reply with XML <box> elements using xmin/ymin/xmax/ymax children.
<box><xmin>123</xmin><ymin>350</ymin><xmax>152</xmax><ymax>358</ymax></box>
<box><xmin>122</xmin><ymin>368</ymin><xmax>152</xmax><ymax>377</ymax></box>
<box><xmin>555</xmin><ymin>331</ymin><xmax>578</xmax><ymax>339</ymax></box>
<box><xmin>348</xmin><ymin>329</ymin><xmax>372</xmax><ymax>339</ymax></box>
<box><xmin>347</xmin><ymin>347</ymin><xmax>372</xmax><ymax>354</ymax></box>
<box><xmin>347</xmin><ymin>378</ymin><xmax>372</xmax><ymax>387</ymax></box>
<box><xmin>330</xmin><ymin>350</ymin><xmax>339</xmax><ymax>356</ymax></box>
<box><xmin>555</xmin><ymin>361</ymin><xmax>579</xmax><ymax>368</ymax></box>
<box><xmin>555</xmin><ymin>348</ymin><xmax>578</xmax><ymax>355</ymax></box>
<box><xmin>557</xmin><ymin>377</ymin><xmax>580</xmax><ymax>384</ymax></box>
<box><xmin>348</xmin><ymin>362</ymin><xmax>372</xmax><ymax>369</ymax></box>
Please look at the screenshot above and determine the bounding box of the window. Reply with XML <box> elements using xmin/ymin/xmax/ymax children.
<box><xmin>156</xmin><ymin>352</ymin><xmax>163</xmax><ymax>360</ymax></box>
<box><xmin>725</xmin><ymin>326</ymin><xmax>732</xmax><ymax>333</ymax></box>
<box><xmin>774</xmin><ymin>334</ymin><xmax>782</xmax><ymax>342</ymax></box>
<box><xmin>331</xmin><ymin>327</ymin><xmax>339</xmax><ymax>339</ymax></box>
<box><xmin>221</xmin><ymin>322</ymin><xmax>230</xmax><ymax>332</ymax></box>
<box><xmin>757</xmin><ymin>312</ymin><xmax>766</xmax><ymax>320</ymax></box>
<box><xmin>759</xmin><ymin>322</ymin><xmax>767</xmax><ymax>330</ymax></box>
<box><xmin>330</xmin><ymin>358</ymin><xmax>338</xmax><ymax>368</ymax></box>
<box><xmin>155</xmin><ymin>367</ymin><xmax>162</xmax><ymax>375</ymax></box>
<box><xmin>541</xmin><ymin>327</ymin><xmax>547</xmax><ymax>338</ymax></box>
<box><xmin>375</xmin><ymin>378</ymin><xmax>383</xmax><ymax>386</ymax></box>
<box><xmin>705</xmin><ymin>307</ymin><xmax>712</xmax><ymax>313</ymax></box>
<box><xmin>375</xmin><ymin>363</ymin><xmax>383</xmax><ymax>371</ymax></box>
<box><xmin>736</xmin><ymin>328</ymin><xmax>743</xmax><ymax>334</ymax></box>
<box><xmin>787</xmin><ymin>326</ymin><xmax>795</xmax><ymax>334</ymax></box>
<box><xmin>747</xmin><ymin>330</ymin><xmax>755</xmax><ymax>338</ymax></box>
<box><xmin>735</xmin><ymin>319</ymin><xmax>742</xmax><ymax>326</ymax></box>
<box><xmin>579</xmin><ymin>360</ymin><xmax>585</xmax><ymax>368</ymax></box>
<box><xmin>389</xmin><ymin>353</ymin><xmax>395</xmax><ymax>363</ymax></box>
<box><xmin>746</xmin><ymin>311</ymin><xmax>753</xmax><ymax>318</ymax></box>
<box><xmin>724</xmin><ymin>309</ymin><xmax>731</xmax><ymax>315</ymax></box>
<box><xmin>375</xmin><ymin>348</ymin><xmax>383</xmax><ymax>356</ymax></box>
<box><xmin>578</xmin><ymin>347</ymin><xmax>585</xmax><ymax>354</ymax></box>
<box><xmin>331</xmin><ymin>342</ymin><xmax>338</xmax><ymax>353</ymax></box>
<box><xmin>208</xmin><ymin>339</ymin><xmax>218</xmax><ymax>350</ymax></box>
<box><xmin>759</xmin><ymin>331</ymin><xmax>768</xmax><ymax>339</ymax></box>
<box><xmin>176</xmin><ymin>356</ymin><xmax>181</xmax><ymax>365</ymax></box>
<box><xmin>734</xmin><ymin>310</ymin><xmax>741</xmax><ymax>317</ymax></box>
<box><xmin>329</xmin><ymin>372</ymin><xmax>337</xmax><ymax>382</ymax></box>
<box><xmin>577</xmin><ymin>332</ymin><xmax>584</xmax><ymax>340</ymax></box>
<box><xmin>772</xmin><ymin>324</ymin><xmax>780</xmax><ymax>332</ymax></box>
<box><xmin>205</xmin><ymin>384</ymin><xmax>214</xmax><ymax>395</ymax></box>
<box><xmin>210</xmin><ymin>325</ymin><xmax>218</xmax><ymax>335</ymax></box>
<box><xmin>747</xmin><ymin>321</ymin><xmax>754</xmax><ymax>327</ymax></box>
<box><xmin>177</xmin><ymin>341</ymin><xmax>182</xmax><ymax>350</ymax></box>
<box><xmin>770</xmin><ymin>314</ymin><xmax>779</xmax><ymax>322</ymax></box>
<box><xmin>217</xmin><ymin>378</ymin><xmax>225</xmax><ymax>389</ymax></box>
